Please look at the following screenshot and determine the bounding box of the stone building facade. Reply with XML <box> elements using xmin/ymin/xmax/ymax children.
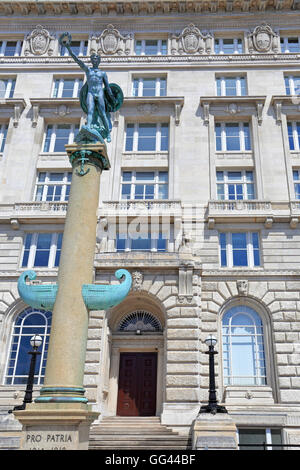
<box><xmin>0</xmin><ymin>0</ymin><xmax>300</xmax><ymax>449</ymax></box>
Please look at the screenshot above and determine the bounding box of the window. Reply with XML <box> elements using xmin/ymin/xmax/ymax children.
<box><xmin>216</xmin><ymin>170</ymin><xmax>255</xmax><ymax>200</ymax></box>
<box><xmin>116</xmin><ymin>231</ymin><xmax>167</xmax><ymax>252</ymax></box>
<box><xmin>287</xmin><ymin>122</ymin><xmax>300</xmax><ymax>151</ymax></box>
<box><xmin>285</xmin><ymin>76</ymin><xmax>300</xmax><ymax>96</ymax></box>
<box><xmin>135</xmin><ymin>39</ymin><xmax>167</xmax><ymax>55</ymax></box>
<box><xmin>0</xmin><ymin>78</ymin><xmax>15</xmax><ymax>98</ymax></box>
<box><xmin>5</xmin><ymin>308</ymin><xmax>51</xmax><ymax>385</ymax></box>
<box><xmin>293</xmin><ymin>169</ymin><xmax>300</xmax><ymax>199</ymax></box>
<box><xmin>0</xmin><ymin>40</ymin><xmax>22</xmax><ymax>56</ymax></box>
<box><xmin>280</xmin><ymin>37</ymin><xmax>300</xmax><ymax>53</ymax></box>
<box><xmin>214</xmin><ymin>38</ymin><xmax>243</xmax><ymax>54</ymax></box>
<box><xmin>125</xmin><ymin>123</ymin><xmax>169</xmax><ymax>152</ymax></box>
<box><xmin>34</xmin><ymin>172</ymin><xmax>72</xmax><ymax>202</ymax></box>
<box><xmin>118</xmin><ymin>311</ymin><xmax>162</xmax><ymax>332</ymax></box>
<box><xmin>222</xmin><ymin>306</ymin><xmax>266</xmax><ymax>386</ymax></box>
<box><xmin>21</xmin><ymin>233</ymin><xmax>63</xmax><ymax>268</ymax></box>
<box><xmin>60</xmin><ymin>40</ymin><xmax>88</xmax><ymax>56</ymax></box>
<box><xmin>0</xmin><ymin>124</ymin><xmax>8</xmax><ymax>152</ymax></box>
<box><xmin>121</xmin><ymin>171</ymin><xmax>168</xmax><ymax>200</ymax></box>
<box><xmin>132</xmin><ymin>77</ymin><xmax>166</xmax><ymax>97</ymax></box>
<box><xmin>216</xmin><ymin>77</ymin><xmax>246</xmax><ymax>96</ymax></box>
<box><xmin>52</xmin><ymin>78</ymin><xmax>83</xmax><ymax>98</ymax></box>
<box><xmin>219</xmin><ymin>232</ymin><xmax>260</xmax><ymax>267</ymax></box>
<box><xmin>215</xmin><ymin>123</ymin><xmax>251</xmax><ymax>151</ymax></box>
<box><xmin>238</xmin><ymin>428</ymin><xmax>282</xmax><ymax>450</ymax></box>
<box><xmin>43</xmin><ymin>124</ymin><xmax>79</xmax><ymax>152</ymax></box>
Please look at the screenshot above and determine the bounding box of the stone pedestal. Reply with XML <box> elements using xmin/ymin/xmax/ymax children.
<box><xmin>192</xmin><ymin>413</ymin><xmax>238</xmax><ymax>450</ymax></box>
<box><xmin>15</xmin><ymin>403</ymin><xmax>98</xmax><ymax>450</ymax></box>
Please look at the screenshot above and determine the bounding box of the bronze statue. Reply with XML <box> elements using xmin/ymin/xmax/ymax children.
<box><xmin>59</xmin><ymin>32</ymin><xmax>123</xmax><ymax>144</ymax></box>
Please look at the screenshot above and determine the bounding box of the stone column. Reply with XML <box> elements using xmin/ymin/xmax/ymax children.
<box><xmin>14</xmin><ymin>142</ymin><xmax>110</xmax><ymax>450</ymax></box>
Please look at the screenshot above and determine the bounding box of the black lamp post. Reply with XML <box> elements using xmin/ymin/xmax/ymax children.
<box><xmin>9</xmin><ymin>334</ymin><xmax>42</xmax><ymax>413</ymax></box>
<box><xmin>200</xmin><ymin>334</ymin><xmax>227</xmax><ymax>415</ymax></box>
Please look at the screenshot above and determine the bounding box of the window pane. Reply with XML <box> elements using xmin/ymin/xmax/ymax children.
<box><xmin>62</xmin><ymin>80</ymin><xmax>75</xmax><ymax>98</ymax></box>
<box><xmin>232</xmin><ymin>233</ymin><xmax>248</xmax><ymax>266</ymax></box>
<box><xmin>0</xmin><ymin>125</ymin><xmax>8</xmax><ymax>152</ymax></box>
<box><xmin>160</xmin><ymin>124</ymin><xmax>169</xmax><ymax>151</ymax></box>
<box><xmin>145</xmin><ymin>40</ymin><xmax>158</xmax><ymax>55</ymax></box>
<box><xmin>43</xmin><ymin>125</ymin><xmax>53</xmax><ymax>152</ymax></box>
<box><xmin>5</xmin><ymin>41</ymin><xmax>18</xmax><ymax>56</ymax></box>
<box><xmin>243</xmin><ymin>123</ymin><xmax>251</xmax><ymax>150</ymax></box>
<box><xmin>133</xmin><ymin>79</ymin><xmax>139</xmax><ymax>96</ymax></box>
<box><xmin>125</xmin><ymin>124</ymin><xmax>134</xmax><ymax>151</ymax></box>
<box><xmin>34</xmin><ymin>234</ymin><xmax>52</xmax><ymax>267</ymax></box>
<box><xmin>219</xmin><ymin>233</ymin><xmax>227</xmax><ymax>266</ymax></box>
<box><xmin>142</xmin><ymin>78</ymin><xmax>156</xmax><ymax>96</ymax></box>
<box><xmin>160</xmin><ymin>78</ymin><xmax>167</xmax><ymax>96</ymax></box>
<box><xmin>138</xmin><ymin>124</ymin><xmax>156</xmax><ymax>151</ymax></box>
<box><xmin>53</xmin><ymin>125</ymin><xmax>71</xmax><ymax>152</ymax></box>
<box><xmin>287</xmin><ymin>123</ymin><xmax>294</xmax><ymax>150</ymax></box>
<box><xmin>215</xmin><ymin>124</ymin><xmax>222</xmax><ymax>151</ymax></box>
<box><xmin>55</xmin><ymin>233</ymin><xmax>63</xmax><ymax>267</ymax></box>
<box><xmin>136</xmin><ymin>172</ymin><xmax>155</xmax><ymax>181</ymax></box>
<box><xmin>121</xmin><ymin>184</ymin><xmax>131</xmax><ymax>199</ymax></box>
<box><xmin>226</xmin><ymin>124</ymin><xmax>240</xmax><ymax>151</ymax></box>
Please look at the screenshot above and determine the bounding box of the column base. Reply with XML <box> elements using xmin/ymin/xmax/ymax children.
<box><xmin>14</xmin><ymin>402</ymin><xmax>99</xmax><ymax>450</ymax></box>
<box><xmin>192</xmin><ymin>412</ymin><xmax>238</xmax><ymax>450</ymax></box>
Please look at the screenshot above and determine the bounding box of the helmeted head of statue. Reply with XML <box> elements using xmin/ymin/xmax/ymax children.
<box><xmin>90</xmin><ymin>53</ymin><xmax>101</xmax><ymax>68</ymax></box>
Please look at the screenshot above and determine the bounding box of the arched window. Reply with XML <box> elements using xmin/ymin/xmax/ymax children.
<box><xmin>222</xmin><ymin>305</ymin><xmax>266</xmax><ymax>386</ymax></box>
<box><xmin>118</xmin><ymin>310</ymin><xmax>162</xmax><ymax>333</ymax></box>
<box><xmin>4</xmin><ymin>308</ymin><xmax>52</xmax><ymax>385</ymax></box>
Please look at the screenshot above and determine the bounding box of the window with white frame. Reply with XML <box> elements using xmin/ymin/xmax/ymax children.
<box><xmin>284</xmin><ymin>76</ymin><xmax>300</xmax><ymax>96</ymax></box>
<box><xmin>216</xmin><ymin>170</ymin><xmax>255</xmax><ymax>200</ymax></box>
<box><xmin>280</xmin><ymin>37</ymin><xmax>300</xmax><ymax>53</ymax></box>
<box><xmin>0</xmin><ymin>124</ymin><xmax>8</xmax><ymax>153</ymax></box>
<box><xmin>43</xmin><ymin>123</ymin><xmax>79</xmax><ymax>152</ymax></box>
<box><xmin>5</xmin><ymin>307</ymin><xmax>51</xmax><ymax>385</ymax></box>
<box><xmin>215</xmin><ymin>122</ymin><xmax>251</xmax><ymax>152</ymax></box>
<box><xmin>34</xmin><ymin>171</ymin><xmax>72</xmax><ymax>202</ymax></box>
<box><xmin>219</xmin><ymin>232</ymin><xmax>260</xmax><ymax>267</ymax></box>
<box><xmin>21</xmin><ymin>233</ymin><xmax>63</xmax><ymax>268</ymax></box>
<box><xmin>238</xmin><ymin>428</ymin><xmax>282</xmax><ymax>450</ymax></box>
<box><xmin>287</xmin><ymin>121</ymin><xmax>300</xmax><ymax>151</ymax></box>
<box><xmin>0</xmin><ymin>40</ymin><xmax>22</xmax><ymax>56</ymax></box>
<box><xmin>52</xmin><ymin>78</ymin><xmax>83</xmax><ymax>98</ymax></box>
<box><xmin>0</xmin><ymin>78</ymin><xmax>15</xmax><ymax>98</ymax></box>
<box><xmin>121</xmin><ymin>171</ymin><xmax>168</xmax><ymax>200</ymax></box>
<box><xmin>132</xmin><ymin>77</ymin><xmax>167</xmax><ymax>97</ymax></box>
<box><xmin>125</xmin><ymin>123</ymin><xmax>169</xmax><ymax>152</ymax></box>
<box><xmin>116</xmin><ymin>228</ymin><xmax>170</xmax><ymax>252</ymax></box>
<box><xmin>293</xmin><ymin>169</ymin><xmax>300</xmax><ymax>199</ymax></box>
<box><xmin>60</xmin><ymin>40</ymin><xmax>88</xmax><ymax>56</ymax></box>
<box><xmin>135</xmin><ymin>39</ymin><xmax>167</xmax><ymax>55</ymax></box>
<box><xmin>222</xmin><ymin>306</ymin><xmax>267</xmax><ymax>386</ymax></box>
<box><xmin>214</xmin><ymin>38</ymin><xmax>243</xmax><ymax>54</ymax></box>
<box><xmin>216</xmin><ymin>76</ymin><xmax>247</xmax><ymax>96</ymax></box>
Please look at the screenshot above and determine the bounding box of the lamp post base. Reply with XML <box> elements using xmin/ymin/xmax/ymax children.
<box><xmin>199</xmin><ymin>403</ymin><xmax>228</xmax><ymax>414</ymax></box>
<box><xmin>192</xmin><ymin>412</ymin><xmax>238</xmax><ymax>450</ymax></box>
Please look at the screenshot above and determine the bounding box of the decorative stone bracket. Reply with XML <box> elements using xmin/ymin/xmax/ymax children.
<box><xmin>0</xmin><ymin>99</ymin><xmax>26</xmax><ymax>128</ymax></box>
<box><xmin>200</xmin><ymin>96</ymin><xmax>266</xmax><ymax>125</ymax></box>
<box><xmin>178</xmin><ymin>263</ymin><xmax>194</xmax><ymax>304</ymax></box>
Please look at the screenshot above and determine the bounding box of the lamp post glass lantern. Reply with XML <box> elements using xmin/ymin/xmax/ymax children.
<box><xmin>9</xmin><ymin>334</ymin><xmax>42</xmax><ymax>413</ymax></box>
<box><xmin>200</xmin><ymin>335</ymin><xmax>227</xmax><ymax>414</ymax></box>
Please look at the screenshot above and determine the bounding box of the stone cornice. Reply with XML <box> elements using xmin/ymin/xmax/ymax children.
<box><xmin>0</xmin><ymin>0</ymin><xmax>299</xmax><ymax>17</ymax></box>
<box><xmin>1</xmin><ymin>54</ymin><xmax>300</xmax><ymax>72</ymax></box>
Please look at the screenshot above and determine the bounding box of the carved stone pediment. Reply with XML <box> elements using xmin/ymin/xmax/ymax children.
<box><xmin>247</xmin><ymin>23</ymin><xmax>279</xmax><ymax>53</ymax></box>
<box><xmin>24</xmin><ymin>25</ymin><xmax>55</xmax><ymax>56</ymax></box>
<box><xmin>90</xmin><ymin>24</ymin><xmax>132</xmax><ymax>56</ymax></box>
<box><xmin>171</xmin><ymin>24</ymin><xmax>212</xmax><ymax>55</ymax></box>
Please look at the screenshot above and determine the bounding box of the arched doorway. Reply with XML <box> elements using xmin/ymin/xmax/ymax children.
<box><xmin>106</xmin><ymin>294</ymin><xmax>165</xmax><ymax>417</ymax></box>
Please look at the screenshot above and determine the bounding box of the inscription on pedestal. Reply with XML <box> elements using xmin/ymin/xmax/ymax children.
<box><xmin>21</xmin><ymin>430</ymin><xmax>77</xmax><ymax>450</ymax></box>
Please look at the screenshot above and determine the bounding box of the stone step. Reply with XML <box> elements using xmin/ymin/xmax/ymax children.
<box><xmin>89</xmin><ymin>416</ymin><xmax>191</xmax><ymax>450</ymax></box>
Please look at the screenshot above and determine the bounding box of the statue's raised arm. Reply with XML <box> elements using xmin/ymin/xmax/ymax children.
<box><xmin>59</xmin><ymin>33</ymin><xmax>88</xmax><ymax>72</ymax></box>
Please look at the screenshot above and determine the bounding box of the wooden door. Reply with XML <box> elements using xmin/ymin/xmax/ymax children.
<box><xmin>117</xmin><ymin>352</ymin><xmax>157</xmax><ymax>416</ymax></box>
